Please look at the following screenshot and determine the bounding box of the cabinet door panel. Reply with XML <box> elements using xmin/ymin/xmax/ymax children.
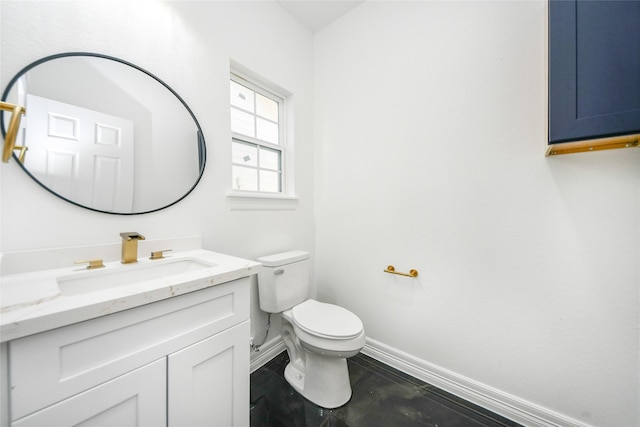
<box><xmin>13</xmin><ymin>358</ymin><xmax>166</xmax><ymax>427</ymax></box>
<box><xmin>549</xmin><ymin>0</ymin><xmax>640</xmax><ymax>143</ymax></box>
<box><xmin>168</xmin><ymin>321</ymin><xmax>249</xmax><ymax>427</ymax></box>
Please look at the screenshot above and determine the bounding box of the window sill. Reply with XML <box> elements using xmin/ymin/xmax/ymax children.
<box><xmin>226</xmin><ymin>191</ymin><xmax>298</xmax><ymax>210</ymax></box>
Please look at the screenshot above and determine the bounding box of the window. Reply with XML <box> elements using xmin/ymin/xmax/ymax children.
<box><xmin>230</xmin><ymin>74</ymin><xmax>285</xmax><ymax>194</ymax></box>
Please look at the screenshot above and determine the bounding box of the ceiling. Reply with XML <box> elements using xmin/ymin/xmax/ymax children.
<box><xmin>277</xmin><ymin>1</ymin><xmax>364</xmax><ymax>33</ymax></box>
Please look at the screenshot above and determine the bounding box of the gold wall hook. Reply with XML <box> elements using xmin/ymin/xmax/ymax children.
<box><xmin>14</xmin><ymin>145</ymin><xmax>28</xmax><ymax>163</ymax></box>
<box><xmin>1</xmin><ymin>101</ymin><xmax>27</xmax><ymax>163</ymax></box>
<box><xmin>384</xmin><ymin>265</ymin><xmax>418</xmax><ymax>277</ymax></box>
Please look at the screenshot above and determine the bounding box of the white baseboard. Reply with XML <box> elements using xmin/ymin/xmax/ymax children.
<box><xmin>250</xmin><ymin>337</ymin><xmax>286</xmax><ymax>373</ymax></box>
<box><xmin>248</xmin><ymin>335</ymin><xmax>590</xmax><ymax>427</ymax></box>
<box><xmin>362</xmin><ymin>338</ymin><xmax>590</xmax><ymax>427</ymax></box>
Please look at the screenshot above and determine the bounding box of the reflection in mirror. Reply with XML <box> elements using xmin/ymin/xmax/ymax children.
<box><xmin>1</xmin><ymin>52</ymin><xmax>206</xmax><ymax>214</ymax></box>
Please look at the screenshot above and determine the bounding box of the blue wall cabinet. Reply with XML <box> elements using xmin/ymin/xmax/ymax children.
<box><xmin>548</xmin><ymin>0</ymin><xmax>640</xmax><ymax>154</ymax></box>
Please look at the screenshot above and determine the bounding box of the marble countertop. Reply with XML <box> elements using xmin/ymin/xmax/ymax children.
<box><xmin>0</xmin><ymin>249</ymin><xmax>261</xmax><ymax>342</ymax></box>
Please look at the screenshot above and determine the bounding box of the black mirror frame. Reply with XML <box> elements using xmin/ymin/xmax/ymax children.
<box><xmin>1</xmin><ymin>52</ymin><xmax>206</xmax><ymax>215</ymax></box>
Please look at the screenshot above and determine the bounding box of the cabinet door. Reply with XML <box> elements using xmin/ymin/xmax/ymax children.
<box><xmin>12</xmin><ymin>358</ymin><xmax>166</xmax><ymax>427</ymax></box>
<box><xmin>168</xmin><ymin>320</ymin><xmax>249</xmax><ymax>427</ymax></box>
<box><xmin>549</xmin><ymin>0</ymin><xmax>640</xmax><ymax>143</ymax></box>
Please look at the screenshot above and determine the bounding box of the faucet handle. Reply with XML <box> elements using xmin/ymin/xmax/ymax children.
<box><xmin>150</xmin><ymin>249</ymin><xmax>172</xmax><ymax>260</ymax></box>
<box><xmin>75</xmin><ymin>259</ymin><xmax>105</xmax><ymax>270</ymax></box>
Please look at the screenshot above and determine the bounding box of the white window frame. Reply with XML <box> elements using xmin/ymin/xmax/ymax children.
<box><xmin>228</xmin><ymin>68</ymin><xmax>297</xmax><ymax>210</ymax></box>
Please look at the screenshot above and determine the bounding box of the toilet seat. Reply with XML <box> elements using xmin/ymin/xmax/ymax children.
<box><xmin>292</xmin><ymin>299</ymin><xmax>363</xmax><ymax>340</ymax></box>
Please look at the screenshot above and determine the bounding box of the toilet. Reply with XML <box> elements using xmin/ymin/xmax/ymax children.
<box><xmin>257</xmin><ymin>250</ymin><xmax>365</xmax><ymax>408</ymax></box>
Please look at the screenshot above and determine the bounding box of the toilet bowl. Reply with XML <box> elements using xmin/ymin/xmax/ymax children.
<box><xmin>286</xmin><ymin>299</ymin><xmax>365</xmax><ymax>356</ymax></box>
<box><xmin>257</xmin><ymin>251</ymin><xmax>365</xmax><ymax>408</ymax></box>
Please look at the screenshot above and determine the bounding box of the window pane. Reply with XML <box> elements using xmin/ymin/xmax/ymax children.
<box><xmin>231</xmin><ymin>107</ymin><xmax>255</xmax><ymax>138</ymax></box>
<box><xmin>232</xmin><ymin>141</ymin><xmax>258</xmax><ymax>167</ymax></box>
<box><xmin>259</xmin><ymin>147</ymin><xmax>280</xmax><ymax>171</ymax></box>
<box><xmin>256</xmin><ymin>93</ymin><xmax>278</xmax><ymax>122</ymax></box>
<box><xmin>259</xmin><ymin>170</ymin><xmax>280</xmax><ymax>192</ymax></box>
<box><xmin>230</xmin><ymin>75</ymin><xmax>286</xmax><ymax>195</ymax></box>
<box><xmin>230</xmin><ymin>81</ymin><xmax>254</xmax><ymax>112</ymax></box>
<box><xmin>256</xmin><ymin>117</ymin><xmax>278</xmax><ymax>144</ymax></box>
<box><xmin>232</xmin><ymin>165</ymin><xmax>258</xmax><ymax>191</ymax></box>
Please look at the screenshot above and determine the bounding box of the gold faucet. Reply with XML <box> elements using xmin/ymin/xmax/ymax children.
<box><xmin>120</xmin><ymin>232</ymin><xmax>145</xmax><ymax>264</ymax></box>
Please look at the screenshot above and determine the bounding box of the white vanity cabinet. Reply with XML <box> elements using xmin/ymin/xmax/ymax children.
<box><xmin>4</xmin><ymin>277</ymin><xmax>250</xmax><ymax>427</ymax></box>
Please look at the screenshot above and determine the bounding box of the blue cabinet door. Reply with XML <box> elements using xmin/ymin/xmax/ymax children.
<box><xmin>549</xmin><ymin>0</ymin><xmax>640</xmax><ymax>144</ymax></box>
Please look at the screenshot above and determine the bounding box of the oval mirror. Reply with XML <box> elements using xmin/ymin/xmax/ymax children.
<box><xmin>1</xmin><ymin>52</ymin><xmax>206</xmax><ymax>215</ymax></box>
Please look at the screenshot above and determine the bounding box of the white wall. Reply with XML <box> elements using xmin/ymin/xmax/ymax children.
<box><xmin>2</xmin><ymin>1</ymin><xmax>639</xmax><ymax>426</ymax></box>
<box><xmin>313</xmin><ymin>2</ymin><xmax>639</xmax><ymax>427</ymax></box>
<box><xmin>0</xmin><ymin>0</ymin><xmax>315</xmax><ymax>350</ymax></box>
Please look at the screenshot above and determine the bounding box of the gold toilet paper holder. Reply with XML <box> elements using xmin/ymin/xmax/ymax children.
<box><xmin>384</xmin><ymin>265</ymin><xmax>418</xmax><ymax>278</ymax></box>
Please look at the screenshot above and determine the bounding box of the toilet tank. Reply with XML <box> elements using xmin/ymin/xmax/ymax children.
<box><xmin>257</xmin><ymin>250</ymin><xmax>310</xmax><ymax>313</ymax></box>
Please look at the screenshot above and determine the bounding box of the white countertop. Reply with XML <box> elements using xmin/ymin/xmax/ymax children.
<box><xmin>0</xmin><ymin>249</ymin><xmax>261</xmax><ymax>342</ymax></box>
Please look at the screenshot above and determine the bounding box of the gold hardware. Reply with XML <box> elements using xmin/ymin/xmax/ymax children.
<box><xmin>150</xmin><ymin>249</ymin><xmax>172</xmax><ymax>260</ymax></box>
<box><xmin>1</xmin><ymin>101</ymin><xmax>27</xmax><ymax>163</ymax></box>
<box><xmin>384</xmin><ymin>265</ymin><xmax>419</xmax><ymax>277</ymax></box>
<box><xmin>120</xmin><ymin>232</ymin><xmax>145</xmax><ymax>264</ymax></box>
<box><xmin>13</xmin><ymin>145</ymin><xmax>28</xmax><ymax>163</ymax></box>
<box><xmin>546</xmin><ymin>133</ymin><xmax>640</xmax><ymax>156</ymax></box>
<box><xmin>75</xmin><ymin>259</ymin><xmax>105</xmax><ymax>270</ymax></box>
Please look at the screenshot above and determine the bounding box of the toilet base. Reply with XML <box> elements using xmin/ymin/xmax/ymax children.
<box><xmin>283</xmin><ymin>352</ymin><xmax>352</xmax><ymax>409</ymax></box>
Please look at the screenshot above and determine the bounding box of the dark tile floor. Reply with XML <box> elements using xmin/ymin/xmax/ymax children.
<box><xmin>250</xmin><ymin>351</ymin><xmax>523</xmax><ymax>427</ymax></box>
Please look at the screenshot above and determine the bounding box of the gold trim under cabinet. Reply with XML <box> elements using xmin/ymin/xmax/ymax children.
<box><xmin>546</xmin><ymin>134</ymin><xmax>640</xmax><ymax>156</ymax></box>
<box><xmin>0</xmin><ymin>101</ymin><xmax>27</xmax><ymax>163</ymax></box>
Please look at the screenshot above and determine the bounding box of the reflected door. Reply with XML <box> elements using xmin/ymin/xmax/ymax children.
<box><xmin>25</xmin><ymin>94</ymin><xmax>134</xmax><ymax>212</ymax></box>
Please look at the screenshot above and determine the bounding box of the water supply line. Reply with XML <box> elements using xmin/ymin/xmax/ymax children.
<box><xmin>250</xmin><ymin>313</ymin><xmax>271</xmax><ymax>352</ymax></box>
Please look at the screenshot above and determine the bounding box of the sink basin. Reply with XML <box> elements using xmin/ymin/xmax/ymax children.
<box><xmin>57</xmin><ymin>258</ymin><xmax>215</xmax><ymax>296</ymax></box>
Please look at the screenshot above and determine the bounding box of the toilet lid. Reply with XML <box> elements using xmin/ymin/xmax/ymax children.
<box><xmin>292</xmin><ymin>299</ymin><xmax>363</xmax><ymax>339</ymax></box>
